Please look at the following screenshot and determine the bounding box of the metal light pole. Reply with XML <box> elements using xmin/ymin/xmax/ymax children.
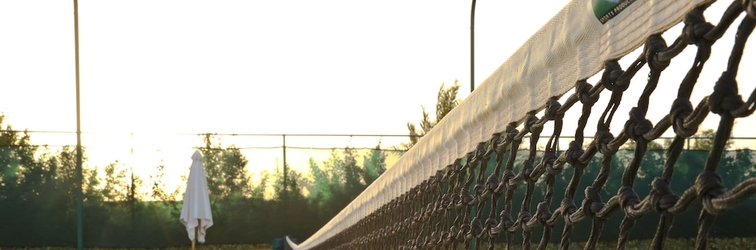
<box><xmin>470</xmin><ymin>0</ymin><xmax>477</xmax><ymax>93</ymax></box>
<box><xmin>73</xmin><ymin>0</ymin><xmax>84</xmax><ymax>249</ymax></box>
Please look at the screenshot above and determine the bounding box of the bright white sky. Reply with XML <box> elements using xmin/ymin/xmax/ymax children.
<box><xmin>0</xmin><ymin>0</ymin><xmax>754</xmax><ymax>189</ymax></box>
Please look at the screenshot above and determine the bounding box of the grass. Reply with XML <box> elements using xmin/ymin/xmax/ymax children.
<box><xmin>0</xmin><ymin>244</ymin><xmax>272</xmax><ymax>250</ymax></box>
<box><xmin>5</xmin><ymin>238</ymin><xmax>756</xmax><ymax>249</ymax></box>
<box><xmin>502</xmin><ymin>237</ymin><xmax>756</xmax><ymax>250</ymax></box>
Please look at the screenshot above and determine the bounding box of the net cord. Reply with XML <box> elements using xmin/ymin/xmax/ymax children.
<box><xmin>285</xmin><ymin>0</ymin><xmax>756</xmax><ymax>249</ymax></box>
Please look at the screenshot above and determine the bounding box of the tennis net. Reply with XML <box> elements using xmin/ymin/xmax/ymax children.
<box><xmin>286</xmin><ymin>0</ymin><xmax>756</xmax><ymax>249</ymax></box>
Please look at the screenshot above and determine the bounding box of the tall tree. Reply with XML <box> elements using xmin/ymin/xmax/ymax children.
<box><xmin>363</xmin><ymin>142</ymin><xmax>387</xmax><ymax>185</ymax></box>
<box><xmin>402</xmin><ymin>80</ymin><xmax>460</xmax><ymax>149</ymax></box>
<box><xmin>0</xmin><ymin>115</ymin><xmax>35</xmax><ymax>201</ymax></box>
<box><xmin>199</xmin><ymin>133</ymin><xmax>252</xmax><ymax>200</ymax></box>
<box><xmin>272</xmin><ymin>161</ymin><xmax>308</xmax><ymax>201</ymax></box>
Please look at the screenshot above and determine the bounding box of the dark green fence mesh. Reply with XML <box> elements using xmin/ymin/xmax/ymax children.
<box><xmin>1</xmin><ymin>146</ymin><xmax>754</xmax><ymax>248</ymax></box>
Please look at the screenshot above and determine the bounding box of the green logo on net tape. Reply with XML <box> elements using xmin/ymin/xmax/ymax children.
<box><xmin>593</xmin><ymin>0</ymin><xmax>637</xmax><ymax>24</ymax></box>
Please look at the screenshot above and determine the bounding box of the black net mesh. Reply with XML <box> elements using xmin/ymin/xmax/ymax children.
<box><xmin>290</xmin><ymin>1</ymin><xmax>756</xmax><ymax>249</ymax></box>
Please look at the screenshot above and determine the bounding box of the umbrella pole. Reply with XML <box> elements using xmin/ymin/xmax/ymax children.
<box><xmin>192</xmin><ymin>219</ymin><xmax>201</xmax><ymax>250</ymax></box>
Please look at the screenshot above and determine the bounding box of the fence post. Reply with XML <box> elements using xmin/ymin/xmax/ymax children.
<box><xmin>283</xmin><ymin>134</ymin><xmax>287</xmax><ymax>194</ymax></box>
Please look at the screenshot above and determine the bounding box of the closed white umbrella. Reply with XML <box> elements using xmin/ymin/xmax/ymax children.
<box><xmin>180</xmin><ymin>150</ymin><xmax>213</xmax><ymax>249</ymax></box>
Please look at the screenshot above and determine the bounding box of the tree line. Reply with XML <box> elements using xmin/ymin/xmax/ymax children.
<box><xmin>0</xmin><ymin>114</ymin><xmax>390</xmax><ymax>247</ymax></box>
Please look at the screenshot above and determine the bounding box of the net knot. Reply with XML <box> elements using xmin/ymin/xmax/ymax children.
<box><xmin>444</xmin><ymin>164</ymin><xmax>454</xmax><ymax>180</ymax></box>
<box><xmin>429</xmin><ymin>204</ymin><xmax>439</xmax><ymax>219</ymax></box>
<box><xmin>434</xmin><ymin>198</ymin><xmax>443</xmax><ymax>211</ymax></box>
<box><xmin>499</xmin><ymin>170</ymin><xmax>516</xmax><ymax>193</ymax></box>
<box><xmin>420</xmin><ymin>180</ymin><xmax>430</xmax><ymax>194</ymax></box>
<box><xmin>645</xmin><ymin>35</ymin><xmax>670</xmax><ymax>71</ymax></box>
<box><xmin>410</xmin><ymin>240</ymin><xmax>420</xmax><ymax>250</ymax></box>
<box><xmin>460</xmin><ymin>221</ymin><xmax>473</xmax><ymax>241</ymax></box>
<box><xmin>470</xmin><ymin>217</ymin><xmax>485</xmax><ymax>239</ymax></box>
<box><xmin>696</xmin><ymin>171</ymin><xmax>727</xmax><ymax>215</ymax></box>
<box><xmin>428</xmin><ymin>232</ymin><xmax>439</xmax><ymax>247</ymax></box>
<box><xmin>402</xmin><ymin>217</ymin><xmax>412</xmax><ymax>232</ymax></box>
<box><xmin>453</xmin><ymin>158</ymin><xmax>463</xmax><ymax>174</ymax></box>
<box><xmin>434</xmin><ymin>170</ymin><xmax>444</xmax><ymax>186</ymax></box>
<box><xmin>566</xmin><ymin>140</ymin><xmax>585</xmax><ymax>167</ymax></box>
<box><xmin>447</xmin><ymin>226</ymin><xmax>459</xmax><ymax>243</ymax></box>
<box><xmin>467</xmin><ymin>151</ymin><xmax>480</xmax><ymax>170</ymax></box>
<box><xmin>709</xmin><ymin>71</ymin><xmax>744</xmax><ymax>114</ymax></box>
<box><xmin>409</xmin><ymin>187</ymin><xmax>418</xmax><ymax>201</ymax></box>
<box><xmin>413</xmin><ymin>207</ymin><xmax>423</xmax><ymax>223</ymax></box>
<box><xmin>449</xmin><ymin>193</ymin><xmax>460</xmax><ymax>210</ymax></box>
<box><xmin>543</xmin><ymin>152</ymin><xmax>561</xmax><ymax>175</ymax></box>
<box><xmin>474</xmin><ymin>183</ymin><xmax>487</xmax><ymax>201</ymax></box>
<box><xmin>582</xmin><ymin>186</ymin><xmax>604</xmax><ymax>219</ymax></box>
<box><xmin>518</xmin><ymin>211</ymin><xmax>533</xmax><ymax>226</ymax></box>
<box><xmin>536</xmin><ymin>202</ymin><xmax>553</xmax><ymax>225</ymax></box>
<box><xmin>595</xmin><ymin>129</ymin><xmax>615</xmax><ymax>154</ymax></box>
<box><xmin>474</xmin><ymin>141</ymin><xmax>489</xmax><ymax>163</ymax></box>
<box><xmin>440</xmin><ymin>193</ymin><xmax>451</xmax><ymax>211</ymax></box>
<box><xmin>389</xmin><ymin>198</ymin><xmax>398</xmax><ymax>210</ymax></box>
<box><xmin>489</xmin><ymin>218</ymin><xmax>504</xmax><ymax>236</ymax></box>
<box><xmin>439</xmin><ymin>230</ymin><xmax>450</xmax><ymax>245</ymax></box>
<box><xmin>505</xmin><ymin>123</ymin><xmax>519</xmax><ymax>140</ymax></box>
<box><xmin>544</xmin><ymin>97</ymin><xmax>563</xmax><ymax>120</ymax></box>
<box><xmin>459</xmin><ymin>189</ymin><xmax>475</xmax><ymax>207</ymax></box>
<box><xmin>399</xmin><ymin>193</ymin><xmax>408</xmax><ymax>206</ymax></box>
<box><xmin>499</xmin><ymin>210</ymin><xmax>515</xmax><ymax>230</ymax></box>
<box><xmin>602</xmin><ymin>60</ymin><xmax>627</xmax><ymax>92</ymax></box>
<box><xmin>521</xmin><ymin>159</ymin><xmax>535</xmax><ymax>182</ymax></box>
<box><xmin>485</xmin><ymin>173</ymin><xmax>501</xmax><ymax>196</ymax></box>
<box><xmin>650</xmin><ymin>178</ymin><xmax>679</xmax><ymax>212</ymax></box>
<box><xmin>618</xmin><ymin>186</ymin><xmax>641</xmax><ymax>209</ymax></box>
<box><xmin>484</xmin><ymin>217</ymin><xmax>499</xmax><ymax>238</ymax></box>
<box><xmin>623</xmin><ymin>107</ymin><xmax>653</xmax><ymax>142</ymax></box>
<box><xmin>488</xmin><ymin>133</ymin><xmax>502</xmax><ymax>156</ymax></box>
<box><xmin>670</xmin><ymin>98</ymin><xmax>698</xmax><ymax>137</ymax></box>
<box><xmin>576</xmin><ymin>80</ymin><xmax>598</xmax><ymax>105</ymax></box>
<box><xmin>525</xmin><ymin>112</ymin><xmax>542</xmax><ymax>135</ymax></box>
<box><xmin>683</xmin><ymin>9</ymin><xmax>714</xmax><ymax>44</ymax></box>
<box><xmin>560</xmin><ymin>198</ymin><xmax>578</xmax><ymax>216</ymax></box>
<box><xmin>434</xmin><ymin>201</ymin><xmax>444</xmax><ymax>214</ymax></box>
<box><xmin>497</xmin><ymin>124</ymin><xmax>519</xmax><ymax>154</ymax></box>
